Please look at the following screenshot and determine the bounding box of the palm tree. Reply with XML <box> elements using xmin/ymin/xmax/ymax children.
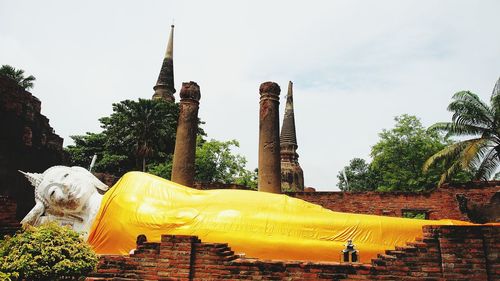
<box><xmin>423</xmin><ymin>77</ymin><xmax>500</xmax><ymax>185</ymax></box>
<box><xmin>100</xmin><ymin>99</ymin><xmax>179</xmax><ymax>172</ymax></box>
<box><xmin>0</xmin><ymin>65</ymin><xmax>36</xmax><ymax>90</ymax></box>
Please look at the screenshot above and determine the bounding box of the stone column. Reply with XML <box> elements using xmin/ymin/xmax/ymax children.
<box><xmin>258</xmin><ymin>82</ymin><xmax>281</xmax><ymax>193</ymax></box>
<box><xmin>171</xmin><ymin>82</ymin><xmax>201</xmax><ymax>187</ymax></box>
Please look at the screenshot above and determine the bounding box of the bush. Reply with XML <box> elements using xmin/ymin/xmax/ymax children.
<box><xmin>0</xmin><ymin>223</ymin><xmax>98</xmax><ymax>280</ymax></box>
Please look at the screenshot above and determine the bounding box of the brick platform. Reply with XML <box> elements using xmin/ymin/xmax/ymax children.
<box><xmin>87</xmin><ymin>225</ymin><xmax>499</xmax><ymax>281</ymax></box>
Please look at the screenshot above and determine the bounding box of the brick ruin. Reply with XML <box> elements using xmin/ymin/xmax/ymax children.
<box><xmin>1</xmin><ymin>186</ymin><xmax>498</xmax><ymax>280</ymax></box>
<box><xmin>87</xmin><ymin>225</ymin><xmax>499</xmax><ymax>281</ymax></box>
<box><xmin>0</xmin><ymin>75</ymin><xmax>65</xmax><ymax>219</ymax></box>
<box><xmin>289</xmin><ymin>182</ymin><xmax>499</xmax><ymax>223</ymax></box>
<box><xmin>0</xmin><ymin>196</ymin><xmax>20</xmax><ymax>237</ymax></box>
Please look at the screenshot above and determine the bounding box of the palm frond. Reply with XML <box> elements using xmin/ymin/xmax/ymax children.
<box><xmin>428</xmin><ymin>122</ymin><xmax>489</xmax><ymax>137</ymax></box>
<box><xmin>437</xmin><ymin>160</ymin><xmax>464</xmax><ymax>186</ymax></box>
<box><xmin>423</xmin><ymin>138</ymin><xmax>487</xmax><ymax>172</ymax></box>
<box><xmin>458</xmin><ymin>138</ymin><xmax>490</xmax><ymax>169</ymax></box>
<box><xmin>474</xmin><ymin>147</ymin><xmax>500</xmax><ymax>180</ymax></box>
<box><xmin>448</xmin><ymin>91</ymin><xmax>493</xmax><ymax>128</ymax></box>
<box><xmin>489</xmin><ymin>77</ymin><xmax>500</xmax><ymax>123</ymax></box>
<box><xmin>423</xmin><ymin>141</ymin><xmax>470</xmax><ymax>172</ymax></box>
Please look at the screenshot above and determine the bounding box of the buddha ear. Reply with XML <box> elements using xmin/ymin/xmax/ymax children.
<box><xmin>19</xmin><ymin>170</ymin><xmax>43</xmax><ymax>188</ymax></box>
<box><xmin>70</xmin><ymin>166</ymin><xmax>109</xmax><ymax>192</ymax></box>
<box><xmin>91</xmin><ymin>176</ymin><xmax>109</xmax><ymax>192</ymax></box>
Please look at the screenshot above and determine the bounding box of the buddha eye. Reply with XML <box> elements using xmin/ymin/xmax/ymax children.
<box><xmin>63</xmin><ymin>173</ymin><xmax>69</xmax><ymax>178</ymax></box>
<box><xmin>50</xmin><ymin>190</ymin><xmax>56</xmax><ymax>197</ymax></box>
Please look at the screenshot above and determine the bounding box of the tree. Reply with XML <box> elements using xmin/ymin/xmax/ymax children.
<box><xmin>100</xmin><ymin>99</ymin><xmax>179</xmax><ymax>171</ymax></box>
<box><xmin>66</xmin><ymin>99</ymin><xmax>181</xmax><ymax>175</ymax></box>
<box><xmin>369</xmin><ymin>115</ymin><xmax>448</xmax><ymax>191</ymax></box>
<box><xmin>336</xmin><ymin>158</ymin><xmax>376</xmax><ymax>191</ymax></box>
<box><xmin>0</xmin><ymin>65</ymin><xmax>36</xmax><ymax>90</ymax></box>
<box><xmin>195</xmin><ymin>138</ymin><xmax>256</xmax><ymax>185</ymax></box>
<box><xmin>424</xmin><ymin>77</ymin><xmax>500</xmax><ymax>185</ymax></box>
<box><xmin>0</xmin><ymin>223</ymin><xmax>98</xmax><ymax>280</ymax></box>
<box><xmin>338</xmin><ymin>114</ymin><xmax>472</xmax><ymax>192</ymax></box>
<box><xmin>65</xmin><ymin>132</ymin><xmax>129</xmax><ymax>175</ymax></box>
<box><xmin>148</xmin><ymin>138</ymin><xmax>257</xmax><ymax>189</ymax></box>
<box><xmin>66</xmin><ymin>98</ymin><xmax>255</xmax><ymax>188</ymax></box>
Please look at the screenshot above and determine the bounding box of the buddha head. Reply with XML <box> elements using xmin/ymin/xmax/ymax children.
<box><xmin>20</xmin><ymin>166</ymin><xmax>109</xmax><ymax>226</ymax></box>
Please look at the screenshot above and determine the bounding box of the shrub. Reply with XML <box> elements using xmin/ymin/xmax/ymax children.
<box><xmin>0</xmin><ymin>223</ymin><xmax>98</xmax><ymax>280</ymax></box>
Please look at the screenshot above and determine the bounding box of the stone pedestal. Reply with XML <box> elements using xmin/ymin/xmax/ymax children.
<box><xmin>171</xmin><ymin>82</ymin><xmax>201</xmax><ymax>187</ymax></box>
<box><xmin>258</xmin><ymin>82</ymin><xmax>281</xmax><ymax>193</ymax></box>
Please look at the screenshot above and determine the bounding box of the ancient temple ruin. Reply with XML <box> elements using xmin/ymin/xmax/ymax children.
<box><xmin>171</xmin><ymin>82</ymin><xmax>201</xmax><ymax>187</ymax></box>
<box><xmin>280</xmin><ymin>81</ymin><xmax>304</xmax><ymax>191</ymax></box>
<box><xmin>258</xmin><ymin>82</ymin><xmax>282</xmax><ymax>193</ymax></box>
<box><xmin>152</xmin><ymin>25</ymin><xmax>176</xmax><ymax>102</ymax></box>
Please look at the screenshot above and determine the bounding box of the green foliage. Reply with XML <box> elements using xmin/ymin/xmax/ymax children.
<box><xmin>0</xmin><ymin>223</ymin><xmax>98</xmax><ymax>280</ymax></box>
<box><xmin>66</xmin><ymin>98</ymin><xmax>256</xmax><ymax>188</ymax></box>
<box><xmin>66</xmin><ymin>99</ymin><xmax>180</xmax><ymax>175</ymax></box>
<box><xmin>65</xmin><ymin>132</ymin><xmax>129</xmax><ymax>175</ymax></box>
<box><xmin>0</xmin><ymin>270</ymin><xmax>18</xmax><ymax>281</ymax></box>
<box><xmin>148</xmin><ymin>138</ymin><xmax>257</xmax><ymax>189</ymax></box>
<box><xmin>100</xmin><ymin>99</ymin><xmax>180</xmax><ymax>171</ymax></box>
<box><xmin>338</xmin><ymin>115</ymin><xmax>473</xmax><ymax>192</ymax></box>
<box><xmin>336</xmin><ymin>158</ymin><xmax>376</xmax><ymax>191</ymax></box>
<box><xmin>402</xmin><ymin>210</ymin><xmax>427</xmax><ymax>220</ymax></box>
<box><xmin>195</xmin><ymin>138</ymin><xmax>247</xmax><ymax>183</ymax></box>
<box><xmin>424</xmin><ymin>77</ymin><xmax>500</xmax><ymax>185</ymax></box>
<box><xmin>0</xmin><ymin>65</ymin><xmax>36</xmax><ymax>90</ymax></box>
<box><xmin>370</xmin><ymin>114</ymin><xmax>449</xmax><ymax>191</ymax></box>
<box><xmin>147</xmin><ymin>155</ymin><xmax>173</xmax><ymax>180</ymax></box>
<box><xmin>234</xmin><ymin>168</ymin><xmax>258</xmax><ymax>190</ymax></box>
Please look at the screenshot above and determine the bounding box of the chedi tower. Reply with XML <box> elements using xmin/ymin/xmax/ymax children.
<box><xmin>152</xmin><ymin>25</ymin><xmax>176</xmax><ymax>102</ymax></box>
<box><xmin>280</xmin><ymin>81</ymin><xmax>304</xmax><ymax>191</ymax></box>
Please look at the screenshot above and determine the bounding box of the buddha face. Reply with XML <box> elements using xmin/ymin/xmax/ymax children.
<box><xmin>20</xmin><ymin>166</ymin><xmax>109</xmax><ymax>226</ymax></box>
<box><xmin>39</xmin><ymin>167</ymin><xmax>100</xmax><ymax>212</ymax></box>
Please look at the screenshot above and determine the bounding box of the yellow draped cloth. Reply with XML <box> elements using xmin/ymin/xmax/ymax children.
<box><xmin>87</xmin><ymin>172</ymin><xmax>469</xmax><ymax>263</ymax></box>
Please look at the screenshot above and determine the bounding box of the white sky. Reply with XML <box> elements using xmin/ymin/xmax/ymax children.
<box><xmin>1</xmin><ymin>1</ymin><xmax>499</xmax><ymax>191</ymax></box>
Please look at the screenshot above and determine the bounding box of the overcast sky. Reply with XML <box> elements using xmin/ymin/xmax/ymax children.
<box><xmin>1</xmin><ymin>1</ymin><xmax>499</xmax><ymax>191</ymax></box>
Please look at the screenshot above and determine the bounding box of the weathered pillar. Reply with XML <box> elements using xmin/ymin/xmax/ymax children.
<box><xmin>258</xmin><ymin>82</ymin><xmax>281</xmax><ymax>193</ymax></box>
<box><xmin>171</xmin><ymin>82</ymin><xmax>201</xmax><ymax>187</ymax></box>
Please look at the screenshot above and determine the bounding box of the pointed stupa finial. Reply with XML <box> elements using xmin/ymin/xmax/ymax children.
<box><xmin>280</xmin><ymin>81</ymin><xmax>304</xmax><ymax>191</ymax></box>
<box><xmin>153</xmin><ymin>24</ymin><xmax>176</xmax><ymax>102</ymax></box>
<box><xmin>280</xmin><ymin>81</ymin><xmax>297</xmax><ymax>146</ymax></box>
<box><xmin>165</xmin><ymin>25</ymin><xmax>174</xmax><ymax>59</ymax></box>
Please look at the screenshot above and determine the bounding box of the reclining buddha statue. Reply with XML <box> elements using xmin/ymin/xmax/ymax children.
<box><xmin>20</xmin><ymin>166</ymin><xmax>469</xmax><ymax>263</ymax></box>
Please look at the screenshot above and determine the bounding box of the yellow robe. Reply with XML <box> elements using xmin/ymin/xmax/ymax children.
<box><xmin>87</xmin><ymin>172</ymin><xmax>468</xmax><ymax>263</ymax></box>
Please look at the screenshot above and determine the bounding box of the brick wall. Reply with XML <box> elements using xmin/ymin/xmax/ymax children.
<box><xmin>0</xmin><ymin>196</ymin><xmax>20</xmax><ymax>237</ymax></box>
<box><xmin>288</xmin><ymin>182</ymin><xmax>499</xmax><ymax>222</ymax></box>
<box><xmin>88</xmin><ymin>225</ymin><xmax>499</xmax><ymax>280</ymax></box>
<box><xmin>0</xmin><ymin>75</ymin><xmax>65</xmax><ymax>219</ymax></box>
<box><xmin>193</xmin><ymin>182</ymin><xmax>252</xmax><ymax>190</ymax></box>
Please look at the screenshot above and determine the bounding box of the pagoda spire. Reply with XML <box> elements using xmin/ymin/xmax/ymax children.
<box><xmin>280</xmin><ymin>81</ymin><xmax>298</xmax><ymax>146</ymax></box>
<box><xmin>152</xmin><ymin>25</ymin><xmax>176</xmax><ymax>102</ymax></box>
<box><xmin>280</xmin><ymin>81</ymin><xmax>304</xmax><ymax>191</ymax></box>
